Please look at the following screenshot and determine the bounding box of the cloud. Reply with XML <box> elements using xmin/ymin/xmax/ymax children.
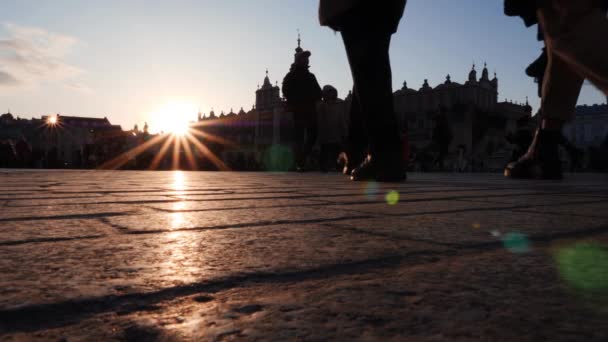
<box><xmin>0</xmin><ymin>22</ymin><xmax>87</xmax><ymax>90</ymax></box>
<box><xmin>0</xmin><ymin>70</ymin><xmax>19</xmax><ymax>86</ymax></box>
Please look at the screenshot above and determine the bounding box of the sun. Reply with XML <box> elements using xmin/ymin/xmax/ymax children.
<box><xmin>148</xmin><ymin>102</ymin><xmax>197</xmax><ymax>136</ymax></box>
<box><xmin>47</xmin><ymin>115</ymin><xmax>58</xmax><ymax>125</ymax></box>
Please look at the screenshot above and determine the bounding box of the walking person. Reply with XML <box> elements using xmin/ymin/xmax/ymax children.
<box><xmin>505</xmin><ymin>0</ymin><xmax>608</xmax><ymax>179</ymax></box>
<box><xmin>432</xmin><ymin>109</ymin><xmax>452</xmax><ymax>172</ymax></box>
<box><xmin>282</xmin><ymin>49</ymin><xmax>322</xmax><ymax>172</ymax></box>
<box><xmin>317</xmin><ymin>85</ymin><xmax>349</xmax><ymax>172</ymax></box>
<box><xmin>319</xmin><ymin>0</ymin><xmax>407</xmax><ymax>182</ymax></box>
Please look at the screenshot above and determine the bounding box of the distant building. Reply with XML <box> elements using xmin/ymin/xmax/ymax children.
<box><xmin>393</xmin><ymin>64</ymin><xmax>532</xmax><ymax>171</ymax></box>
<box><xmin>35</xmin><ymin>115</ymin><xmax>125</xmax><ymax>168</ymax></box>
<box><xmin>200</xmin><ymin>35</ymin><xmax>532</xmax><ymax>172</ymax></box>
<box><xmin>0</xmin><ymin>112</ymin><xmax>128</xmax><ymax>168</ymax></box>
<box><xmin>562</xmin><ymin>99</ymin><xmax>608</xmax><ymax>148</ymax></box>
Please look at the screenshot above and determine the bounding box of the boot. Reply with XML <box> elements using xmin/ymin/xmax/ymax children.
<box><xmin>351</xmin><ymin>154</ymin><xmax>407</xmax><ymax>182</ymax></box>
<box><xmin>505</xmin><ymin>128</ymin><xmax>562</xmax><ymax>179</ymax></box>
<box><xmin>337</xmin><ymin>147</ymin><xmax>366</xmax><ymax>176</ymax></box>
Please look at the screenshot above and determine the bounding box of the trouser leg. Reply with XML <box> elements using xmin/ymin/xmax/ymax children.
<box><xmin>346</xmin><ymin>86</ymin><xmax>368</xmax><ymax>164</ymax></box>
<box><xmin>341</xmin><ymin>29</ymin><xmax>402</xmax><ymax>165</ymax></box>
<box><xmin>293</xmin><ymin>115</ymin><xmax>306</xmax><ymax>166</ymax></box>
<box><xmin>304</xmin><ymin>118</ymin><xmax>318</xmax><ymax>157</ymax></box>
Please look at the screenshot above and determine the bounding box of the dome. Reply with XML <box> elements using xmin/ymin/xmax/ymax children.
<box><xmin>435</xmin><ymin>75</ymin><xmax>461</xmax><ymax>90</ymax></box>
<box><xmin>0</xmin><ymin>112</ymin><xmax>14</xmax><ymax>121</ymax></box>
<box><xmin>420</xmin><ymin>79</ymin><xmax>432</xmax><ymax>91</ymax></box>
<box><xmin>394</xmin><ymin>81</ymin><xmax>417</xmax><ymax>95</ymax></box>
<box><xmin>238</xmin><ymin>107</ymin><xmax>246</xmax><ymax>115</ymax></box>
<box><xmin>491</xmin><ymin>72</ymin><xmax>498</xmax><ymax>88</ymax></box>
<box><xmin>524</xmin><ymin>97</ymin><xmax>532</xmax><ymax>113</ymax></box>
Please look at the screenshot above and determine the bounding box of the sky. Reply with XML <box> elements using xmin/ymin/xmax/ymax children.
<box><xmin>1</xmin><ymin>0</ymin><xmax>605</xmax><ymax>133</ymax></box>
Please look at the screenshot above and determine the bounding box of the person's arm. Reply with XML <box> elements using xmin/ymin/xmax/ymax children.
<box><xmin>310</xmin><ymin>74</ymin><xmax>323</xmax><ymax>102</ymax></box>
<box><xmin>282</xmin><ymin>73</ymin><xmax>293</xmax><ymax>100</ymax></box>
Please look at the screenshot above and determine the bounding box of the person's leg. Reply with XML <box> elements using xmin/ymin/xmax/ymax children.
<box><xmin>319</xmin><ymin>143</ymin><xmax>328</xmax><ymax>172</ymax></box>
<box><xmin>343</xmin><ymin>86</ymin><xmax>367</xmax><ymax>172</ymax></box>
<box><xmin>341</xmin><ymin>29</ymin><xmax>404</xmax><ymax>181</ymax></box>
<box><xmin>506</xmin><ymin>42</ymin><xmax>583</xmax><ymax>179</ymax></box>
<box><xmin>292</xmin><ymin>112</ymin><xmax>306</xmax><ymax>169</ymax></box>
<box><xmin>538</xmin><ymin>1</ymin><xmax>608</xmax><ymax>95</ymax></box>
<box><xmin>540</xmin><ymin>43</ymin><xmax>585</xmax><ymax>126</ymax></box>
<box><xmin>304</xmin><ymin>113</ymin><xmax>318</xmax><ymax>161</ymax></box>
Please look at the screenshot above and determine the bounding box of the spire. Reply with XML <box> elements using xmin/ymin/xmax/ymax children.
<box><xmin>468</xmin><ymin>63</ymin><xmax>478</xmax><ymax>83</ymax></box>
<box><xmin>445</xmin><ymin>74</ymin><xmax>451</xmax><ymax>83</ymax></box>
<box><xmin>263</xmin><ymin>69</ymin><xmax>271</xmax><ymax>87</ymax></box>
<box><xmin>481</xmin><ymin>62</ymin><xmax>489</xmax><ymax>81</ymax></box>
<box><xmin>295</xmin><ymin>29</ymin><xmax>303</xmax><ymax>54</ymax></box>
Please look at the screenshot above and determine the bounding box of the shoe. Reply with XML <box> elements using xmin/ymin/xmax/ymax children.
<box><xmin>350</xmin><ymin>156</ymin><xmax>407</xmax><ymax>182</ymax></box>
<box><xmin>504</xmin><ymin>129</ymin><xmax>562</xmax><ymax>180</ymax></box>
<box><xmin>337</xmin><ymin>151</ymin><xmax>366</xmax><ymax>176</ymax></box>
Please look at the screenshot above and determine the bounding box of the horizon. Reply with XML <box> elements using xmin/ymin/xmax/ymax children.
<box><xmin>1</xmin><ymin>0</ymin><xmax>606</xmax><ymax>134</ymax></box>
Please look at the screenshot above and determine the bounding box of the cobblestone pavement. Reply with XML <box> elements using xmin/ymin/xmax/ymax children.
<box><xmin>1</xmin><ymin>170</ymin><xmax>607</xmax><ymax>341</ymax></box>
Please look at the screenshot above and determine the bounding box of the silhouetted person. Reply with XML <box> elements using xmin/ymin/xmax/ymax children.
<box><xmin>317</xmin><ymin>85</ymin><xmax>348</xmax><ymax>172</ymax></box>
<box><xmin>432</xmin><ymin>110</ymin><xmax>452</xmax><ymax>171</ymax></box>
<box><xmin>505</xmin><ymin>0</ymin><xmax>608</xmax><ymax>179</ymax></box>
<box><xmin>504</xmin><ymin>0</ymin><xmax>547</xmax><ymax>97</ymax></box>
<box><xmin>319</xmin><ymin>0</ymin><xmax>407</xmax><ymax>182</ymax></box>
<box><xmin>282</xmin><ymin>49</ymin><xmax>322</xmax><ymax>172</ymax></box>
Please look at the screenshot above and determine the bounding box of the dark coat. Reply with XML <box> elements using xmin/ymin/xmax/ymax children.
<box><xmin>319</xmin><ymin>0</ymin><xmax>407</xmax><ymax>33</ymax></box>
<box><xmin>282</xmin><ymin>64</ymin><xmax>322</xmax><ymax>112</ymax></box>
<box><xmin>504</xmin><ymin>0</ymin><xmax>539</xmax><ymax>27</ymax></box>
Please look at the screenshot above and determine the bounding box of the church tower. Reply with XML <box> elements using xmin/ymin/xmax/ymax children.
<box><xmin>255</xmin><ymin>69</ymin><xmax>281</xmax><ymax>112</ymax></box>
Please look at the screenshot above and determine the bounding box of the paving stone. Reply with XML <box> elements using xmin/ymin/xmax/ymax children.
<box><xmin>0</xmin><ymin>170</ymin><xmax>606</xmax><ymax>340</ymax></box>
<box><xmin>0</xmin><ymin>224</ymin><xmax>439</xmax><ymax>309</ymax></box>
<box><xmin>326</xmin><ymin>208</ymin><xmax>608</xmax><ymax>246</ymax></box>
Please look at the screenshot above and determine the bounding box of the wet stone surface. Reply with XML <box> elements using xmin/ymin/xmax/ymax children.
<box><xmin>1</xmin><ymin>170</ymin><xmax>607</xmax><ymax>341</ymax></box>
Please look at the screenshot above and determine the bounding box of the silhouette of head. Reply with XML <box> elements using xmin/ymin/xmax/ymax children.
<box><xmin>322</xmin><ymin>85</ymin><xmax>338</xmax><ymax>102</ymax></box>
<box><xmin>295</xmin><ymin>50</ymin><xmax>311</xmax><ymax>67</ymax></box>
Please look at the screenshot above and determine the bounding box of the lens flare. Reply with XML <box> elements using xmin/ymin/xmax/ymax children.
<box><xmin>555</xmin><ymin>243</ymin><xmax>608</xmax><ymax>291</ymax></box>
<box><xmin>385</xmin><ymin>190</ymin><xmax>400</xmax><ymax>205</ymax></box>
<box><xmin>502</xmin><ymin>232</ymin><xmax>530</xmax><ymax>253</ymax></box>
